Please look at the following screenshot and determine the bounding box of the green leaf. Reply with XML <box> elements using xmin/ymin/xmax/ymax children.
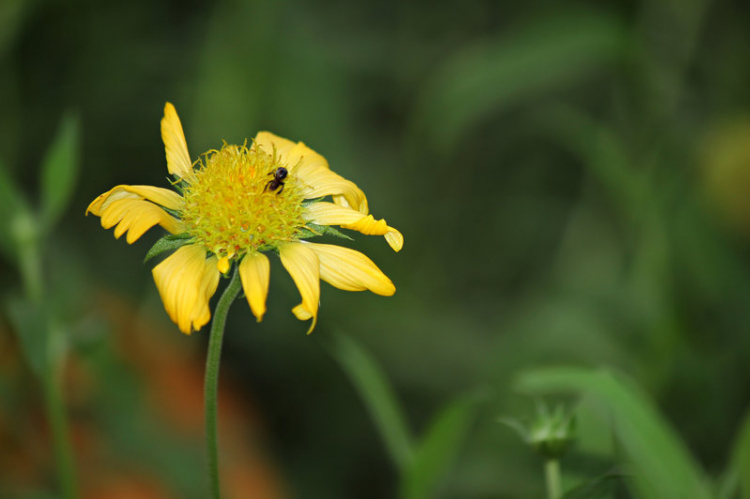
<box><xmin>40</xmin><ymin>112</ymin><xmax>80</xmax><ymax>231</ymax></box>
<box><xmin>726</xmin><ymin>406</ymin><xmax>750</xmax><ymax>499</ymax></box>
<box><xmin>0</xmin><ymin>158</ymin><xmax>30</xmax><ymax>261</ymax></box>
<box><xmin>298</xmin><ymin>223</ymin><xmax>354</xmax><ymax>241</ymax></box>
<box><xmin>561</xmin><ymin>472</ymin><xmax>623</xmax><ymax>499</ymax></box>
<box><xmin>401</xmin><ymin>392</ymin><xmax>482</xmax><ymax>499</ymax></box>
<box><xmin>326</xmin><ymin>333</ymin><xmax>414</xmax><ymax>470</ymax></box>
<box><xmin>6</xmin><ymin>295</ymin><xmax>49</xmax><ymax>378</ymax></box>
<box><xmin>411</xmin><ymin>12</ymin><xmax>627</xmax><ymax>154</ymax></box>
<box><xmin>515</xmin><ymin>367</ymin><xmax>711</xmax><ymax>499</ymax></box>
<box><xmin>144</xmin><ymin>234</ymin><xmax>192</xmax><ymax>262</ymax></box>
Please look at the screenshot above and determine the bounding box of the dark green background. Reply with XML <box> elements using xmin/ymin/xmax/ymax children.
<box><xmin>2</xmin><ymin>0</ymin><xmax>750</xmax><ymax>497</ymax></box>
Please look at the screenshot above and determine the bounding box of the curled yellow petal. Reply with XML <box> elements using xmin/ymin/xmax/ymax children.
<box><xmin>152</xmin><ymin>245</ymin><xmax>220</xmax><ymax>334</ymax></box>
<box><xmin>239</xmin><ymin>252</ymin><xmax>270</xmax><ymax>322</ymax></box>
<box><xmin>161</xmin><ymin>102</ymin><xmax>194</xmax><ymax>180</ymax></box>
<box><xmin>279</xmin><ymin>243</ymin><xmax>320</xmax><ymax>334</ymax></box>
<box><xmin>96</xmin><ymin>198</ymin><xmax>182</xmax><ymax>243</ymax></box>
<box><xmin>303</xmin><ymin>202</ymin><xmax>403</xmax><ymax>252</ymax></box>
<box><xmin>87</xmin><ymin>185</ymin><xmax>184</xmax><ymax>214</ymax></box>
<box><xmin>306</xmin><ymin>243</ymin><xmax>395</xmax><ymax>296</ymax></box>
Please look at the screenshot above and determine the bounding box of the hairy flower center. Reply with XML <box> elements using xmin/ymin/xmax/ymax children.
<box><xmin>181</xmin><ymin>143</ymin><xmax>306</xmax><ymax>258</ymax></box>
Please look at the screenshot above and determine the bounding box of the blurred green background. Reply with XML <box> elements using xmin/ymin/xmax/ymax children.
<box><xmin>2</xmin><ymin>0</ymin><xmax>750</xmax><ymax>497</ymax></box>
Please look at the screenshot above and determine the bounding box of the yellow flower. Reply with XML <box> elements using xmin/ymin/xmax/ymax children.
<box><xmin>87</xmin><ymin>103</ymin><xmax>402</xmax><ymax>334</ymax></box>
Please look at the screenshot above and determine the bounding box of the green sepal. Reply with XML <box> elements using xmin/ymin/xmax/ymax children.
<box><xmin>298</xmin><ymin>223</ymin><xmax>353</xmax><ymax>241</ymax></box>
<box><xmin>144</xmin><ymin>233</ymin><xmax>193</xmax><ymax>262</ymax></box>
<box><xmin>301</xmin><ymin>197</ymin><xmax>325</xmax><ymax>207</ymax></box>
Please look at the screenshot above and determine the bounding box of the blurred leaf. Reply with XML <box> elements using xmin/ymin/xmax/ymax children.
<box><xmin>561</xmin><ymin>472</ymin><xmax>623</xmax><ymax>499</ymax></box>
<box><xmin>40</xmin><ymin>112</ymin><xmax>80</xmax><ymax>232</ymax></box>
<box><xmin>144</xmin><ymin>233</ymin><xmax>192</xmax><ymax>263</ymax></box>
<box><xmin>6</xmin><ymin>295</ymin><xmax>49</xmax><ymax>378</ymax></box>
<box><xmin>412</xmin><ymin>12</ymin><xmax>627</xmax><ymax>153</ymax></box>
<box><xmin>726</xmin><ymin>406</ymin><xmax>750</xmax><ymax>499</ymax></box>
<box><xmin>515</xmin><ymin>367</ymin><xmax>711</xmax><ymax>499</ymax></box>
<box><xmin>327</xmin><ymin>333</ymin><xmax>414</xmax><ymax>470</ymax></box>
<box><xmin>401</xmin><ymin>392</ymin><xmax>482</xmax><ymax>499</ymax></box>
<box><xmin>0</xmin><ymin>157</ymin><xmax>30</xmax><ymax>261</ymax></box>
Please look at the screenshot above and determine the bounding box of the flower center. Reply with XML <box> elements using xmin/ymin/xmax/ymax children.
<box><xmin>181</xmin><ymin>142</ymin><xmax>306</xmax><ymax>258</ymax></box>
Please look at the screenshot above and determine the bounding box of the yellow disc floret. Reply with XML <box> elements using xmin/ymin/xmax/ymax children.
<box><xmin>181</xmin><ymin>142</ymin><xmax>306</xmax><ymax>260</ymax></box>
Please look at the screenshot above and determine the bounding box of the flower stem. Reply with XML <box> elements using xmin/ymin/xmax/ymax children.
<box><xmin>205</xmin><ymin>268</ymin><xmax>243</xmax><ymax>499</ymax></box>
<box><xmin>44</xmin><ymin>354</ymin><xmax>79</xmax><ymax>499</ymax></box>
<box><xmin>544</xmin><ymin>459</ymin><xmax>562</xmax><ymax>499</ymax></box>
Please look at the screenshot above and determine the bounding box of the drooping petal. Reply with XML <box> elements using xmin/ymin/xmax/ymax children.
<box><xmin>239</xmin><ymin>252</ymin><xmax>270</xmax><ymax>322</ymax></box>
<box><xmin>306</xmin><ymin>242</ymin><xmax>395</xmax><ymax>296</ymax></box>
<box><xmin>279</xmin><ymin>243</ymin><xmax>320</xmax><ymax>334</ymax></box>
<box><xmin>87</xmin><ymin>185</ymin><xmax>184</xmax><ymax>214</ymax></box>
<box><xmin>105</xmin><ymin>198</ymin><xmax>183</xmax><ymax>243</ymax></box>
<box><xmin>152</xmin><ymin>245</ymin><xmax>220</xmax><ymax>334</ymax></box>
<box><xmin>303</xmin><ymin>202</ymin><xmax>403</xmax><ymax>252</ymax></box>
<box><xmin>161</xmin><ymin>102</ymin><xmax>194</xmax><ymax>180</ymax></box>
<box><xmin>253</xmin><ymin>132</ymin><xmax>369</xmax><ymax>214</ymax></box>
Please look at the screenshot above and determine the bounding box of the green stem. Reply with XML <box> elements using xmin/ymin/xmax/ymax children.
<box><xmin>44</xmin><ymin>352</ymin><xmax>79</xmax><ymax>499</ymax></box>
<box><xmin>205</xmin><ymin>268</ymin><xmax>243</xmax><ymax>499</ymax></box>
<box><xmin>16</xmin><ymin>221</ymin><xmax>78</xmax><ymax>499</ymax></box>
<box><xmin>545</xmin><ymin>459</ymin><xmax>562</xmax><ymax>499</ymax></box>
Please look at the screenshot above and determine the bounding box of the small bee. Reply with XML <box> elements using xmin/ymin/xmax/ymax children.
<box><xmin>265</xmin><ymin>167</ymin><xmax>288</xmax><ymax>194</ymax></box>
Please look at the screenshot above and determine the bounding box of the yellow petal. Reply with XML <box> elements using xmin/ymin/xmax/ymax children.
<box><xmin>239</xmin><ymin>252</ymin><xmax>270</xmax><ymax>322</ymax></box>
<box><xmin>152</xmin><ymin>245</ymin><xmax>220</xmax><ymax>334</ymax></box>
<box><xmin>253</xmin><ymin>131</ymin><xmax>298</xmax><ymax>163</ymax></box>
<box><xmin>279</xmin><ymin>243</ymin><xmax>320</xmax><ymax>334</ymax></box>
<box><xmin>98</xmin><ymin>198</ymin><xmax>182</xmax><ymax>243</ymax></box>
<box><xmin>253</xmin><ymin>132</ymin><xmax>369</xmax><ymax>214</ymax></box>
<box><xmin>87</xmin><ymin>185</ymin><xmax>183</xmax><ymax>214</ymax></box>
<box><xmin>303</xmin><ymin>202</ymin><xmax>403</xmax><ymax>252</ymax></box>
<box><xmin>300</xmin><ymin>168</ymin><xmax>369</xmax><ymax>214</ymax></box>
<box><xmin>161</xmin><ymin>102</ymin><xmax>194</xmax><ymax>179</ymax></box>
<box><xmin>306</xmin><ymin>243</ymin><xmax>395</xmax><ymax>296</ymax></box>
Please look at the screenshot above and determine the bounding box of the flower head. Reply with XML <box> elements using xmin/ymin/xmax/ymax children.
<box><xmin>87</xmin><ymin>103</ymin><xmax>402</xmax><ymax>334</ymax></box>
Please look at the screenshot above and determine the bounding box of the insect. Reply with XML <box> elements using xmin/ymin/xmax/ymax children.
<box><xmin>265</xmin><ymin>167</ymin><xmax>288</xmax><ymax>194</ymax></box>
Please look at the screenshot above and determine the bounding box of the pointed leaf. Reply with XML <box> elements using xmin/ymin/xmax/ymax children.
<box><xmin>401</xmin><ymin>392</ymin><xmax>482</xmax><ymax>499</ymax></box>
<box><xmin>327</xmin><ymin>333</ymin><xmax>413</xmax><ymax>470</ymax></box>
<box><xmin>40</xmin><ymin>112</ymin><xmax>80</xmax><ymax>231</ymax></box>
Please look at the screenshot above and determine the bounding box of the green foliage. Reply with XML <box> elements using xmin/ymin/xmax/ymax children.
<box><xmin>327</xmin><ymin>333</ymin><xmax>414</xmax><ymax>470</ymax></box>
<box><xmin>5</xmin><ymin>295</ymin><xmax>49</xmax><ymax>378</ymax></box>
<box><xmin>144</xmin><ymin>233</ymin><xmax>193</xmax><ymax>262</ymax></box>
<box><xmin>0</xmin><ymin>158</ymin><xmax>30</xmax><ymax>261</ymax></box>
<box><xmin>516</xmin><ymin>367</ymin><xmax>712</xmax><ymax>499</ymax></box>
<box><xmin>560</xmin><ymin>473</ymin><xmax>622</xmax><ymax>499</ymax></box>
<box><xmin>40</xmin><ymin>113</ymin><xmax>80</xmax><ymax>232</ymax></box>
<box><xmin>401</xmin><ymin>393</ymin><xmax>482</xmax><ymax>499</ymax></box>
<box><xmin>330</xmin><ymin>333</ymin><xmax>482</xmax><ymax>499</ymax></box>
<box><xmin>726</xmin><ymin>408</ymin><xmax>750</xmax><ymax>499</ymax></box>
